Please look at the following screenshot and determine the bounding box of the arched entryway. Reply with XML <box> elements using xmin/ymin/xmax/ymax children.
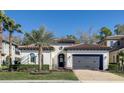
<box><xmin>58</xmin><ymin>54</ymin><xmax>65</xmax><ymax>67</ymax></box>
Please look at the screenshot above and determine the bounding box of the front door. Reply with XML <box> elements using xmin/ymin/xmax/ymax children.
<box><xmin>58</xmin><ymin>54</ymin><xmax>65</xmax><ymax>67</ymax></box>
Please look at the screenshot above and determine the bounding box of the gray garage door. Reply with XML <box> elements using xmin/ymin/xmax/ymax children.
<box><xmin>73</xmin><ymin>55</ymin><xmax>103</xmax><ymax>70</ymax></box>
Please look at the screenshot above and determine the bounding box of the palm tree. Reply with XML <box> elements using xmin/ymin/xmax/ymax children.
<box><xmin>95</xmin><ymin>27</ymin><xmax>112</xmax><ymax>41</ymax></box>
<box><xmin>114</xmin><ymin>24</ymin><xmax>124</xmax><ymax>35</ymax></box>
<box><xmin>100</xmin><ymin>27</ymin><xmax>112</xmax><ymax>37</ymax></box>
<box><xmin>24</xmin><ymin>26</ymin><xmax>54</xmax><ymax>71</ymax></box>
<box><xmin>0</xmin><ymin>11</ymin><xmax>10</xmax><ymax>66</ymax></box>
<box><xmin>3</xmin><ymin>17</ymin><xmax>22</xmax><ymax>71</ymax></box>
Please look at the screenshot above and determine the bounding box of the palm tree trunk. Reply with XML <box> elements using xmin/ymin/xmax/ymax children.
<box><xmin>40</xmin><ymin>47</ymin><xmax>43</xmax><ymax>70</ymax></box>
<box><xmin>38</xmin><ymin>45</ymin><xmax>43</xmax><ymax>71</ymax></box>
<box><xmin>0</xmin><ymin>24</ymin><xmax>2</xmax><ymax>66</ymax></box>
<box><xmin>38</xmin><ymin>45</ymin><xmax>41</xmax><ymax>71</ymax></box>
<box><xmin>9</xmin><ymin>32</ymin><xmax>13</xmax><ymax>71</ymax></box>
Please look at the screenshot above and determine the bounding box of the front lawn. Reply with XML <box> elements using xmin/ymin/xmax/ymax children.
<box><xmin>109</xmin><ymin>70</ymin><xmax>124</xmax><ymax>77</ymax></box>
<box><xmin>0</xmin><ymin>71</ymin><xmax>78</xmax><ymax>80</ymax></box>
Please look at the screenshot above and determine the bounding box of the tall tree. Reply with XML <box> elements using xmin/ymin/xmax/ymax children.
<box><xmin>12</xmin><ymin>36</ymin><xmax>23</xmax><ymax>45</ymax></box>
<box><xmin>3</xmin><ymin>17</ymin><xmax>22</xmax><ymax>71</ymax></box>
<box><xmin>0</xmin><ymin>11</ymin><xmax>11</xmax><ymax>66</ymax></box>
<box><xmin>90</xmin><ymin>32</ymin><xmax>100</xmax><ymax>44</ymax></box>
<box><xmin>95</xmin><ymin>27</ymin><xmax>112</xmax><ymax>41</ymax></box>
<box><xmin>100</xmin><ymin>27</ymin><xmax>112</xmax><ymax>37</ymax></box>
<box><xmin>79</xmin><ymin>31</ymin><xmax>90</xmax><ymax>44</ymax></box>
<box><xmin>114</xmin><ymin>24</ymin><xmax>124</xmax><ymax>35</ymax></box>
<box><xmin>24</xmin><ymin>26</ymin><xmax>54</xmax><ymax>71</ymax></box>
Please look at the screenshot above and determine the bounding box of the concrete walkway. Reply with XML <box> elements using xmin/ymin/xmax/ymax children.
<box><xmin>0</xmin><ymin>80</ymin><xmax>80</xmax><ymax>83</ymax></box>
<box><xmin>73</xmin><ymin>70</ymin><xmax>124</xmax><ymax>82</ymax></box>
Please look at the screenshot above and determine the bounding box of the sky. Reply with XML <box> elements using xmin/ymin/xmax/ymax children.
<box><xmin>4</xmin><ymin>10</ymin><xmax>124</xmax><ymax>38</ymax></box>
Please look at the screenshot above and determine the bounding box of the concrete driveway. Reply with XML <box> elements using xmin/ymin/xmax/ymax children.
<box><xmin>73</xmin><ymin>70</ymin><xmax>124</xmax><ymax>82</ymax></box>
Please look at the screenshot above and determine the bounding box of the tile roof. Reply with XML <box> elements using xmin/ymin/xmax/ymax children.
<box><xmin>105</xmin><ymin>35</ymin><xmax>124</xmax><ymax>40</ymax></box>
<box><xmin>97</xmin><ymin>35</ymin><xmax>124</xmax><ymax>44</ymax></box>
<box><xmin>64</xmin><ymin>44</ymin><xmax>111</xmax><ymax>50</ymax></box>
<box><xmin>53</xmin><ymin>38</ymin><xmax>76</xmax><ymax>44</ymax></box>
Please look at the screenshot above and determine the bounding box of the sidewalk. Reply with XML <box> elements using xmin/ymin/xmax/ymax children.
<box><xmin>0</xmin><ymin>80</ymin><xmax>80</xmax><ymax>83</ymax></box>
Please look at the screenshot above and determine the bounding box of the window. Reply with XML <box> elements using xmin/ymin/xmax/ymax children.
<box><xmin>113</xmin><ymin>56</ymin><xmax>115</xmax><ymax>63</ymax></box>
<box><xmin>116</xmin><ymin>55</ymin><xmax>119</xmax><ymax>63</ymax></box>
<box><xmin>110</xmin><ymin>41</ymin><xmax>114</xmax><ymax>47</ymax></box>
<box><xmin>30</xmin><ymin>53</ymin><xmax>36</xmax><ymax>63</ymax></box>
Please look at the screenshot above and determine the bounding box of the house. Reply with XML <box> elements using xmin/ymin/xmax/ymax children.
<box><xmin>0</xmin><ymin>40</ymin><xmax>19</xmax><ymax>65</ymax></box>
<box><xmin>98</xmin><ymin>35</ymin><xmax>124</xmax><ymax>47</ymax></box>
<box><xmin>19</xmin><ymin>39</ymin><xmax>110</xmax><ymax>70</ymax></box>
<box><xmin>98</xmin><ymin>35</ymin><xmax>124</xmax><ymax>63</ymax></box>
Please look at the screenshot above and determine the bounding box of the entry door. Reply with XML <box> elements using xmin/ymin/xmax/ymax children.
<box><xmin>58</xmin><ymin>54</ymin><xmax>65</xmax><ymax>67</ymax></box>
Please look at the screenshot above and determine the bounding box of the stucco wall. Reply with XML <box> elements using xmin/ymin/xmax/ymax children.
<box><xmin>20</xmin><ymin>50</ymin><xmax>51</xmax><ymax>66</ymax></box>
<box><xmin>51</xmin><ymin>43</ymin><xmax>74</xmax><ymax>69</ymax></box>
<box><xmin>2</xmin><ymin>42</ymin><xmax>16</xmax><ymax>64</ymax></box>
<box><xmin>107</xmin><ymin>40</ymin><xmax>117</xmax><ymax>47</ymax></box>
<box><xmin>65</xmin><ymin>50</ymin><xmax>109</xmax><ymax>70</ymax></box>
<box><xmin>110</xmin><ymin>48</ymin><xmax>124</xmax><ymax>63</ymax></box>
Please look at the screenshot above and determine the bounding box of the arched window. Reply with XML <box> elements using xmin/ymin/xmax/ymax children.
<box><xmin>30</xmin><ymin>53</ymin><xmax>36</xmax><ymax>63</ymax></box>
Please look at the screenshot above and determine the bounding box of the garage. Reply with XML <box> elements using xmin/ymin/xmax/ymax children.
<box><xmin>64</xmin><ymin>44</ymin><xmax>110</xmax><ymax>70</ymax></box>
<box><xmin>73</xmin><ymin>54</ymin><xmax>103</xmax><ymax>70</ymax></box>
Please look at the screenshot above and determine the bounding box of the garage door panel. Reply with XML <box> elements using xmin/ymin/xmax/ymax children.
<box><xmin>73</xmin><ymin>55</ymin><xmax>102</xmax><ymax>70</ymax></box>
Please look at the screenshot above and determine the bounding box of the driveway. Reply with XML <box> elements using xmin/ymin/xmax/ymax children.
<box><xmin>73</xmin><ymin>70</ymin><xmax>124</xmax><ymax>82</ymax></box>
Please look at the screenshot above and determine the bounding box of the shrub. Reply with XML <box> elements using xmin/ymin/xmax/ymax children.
<box><xmin>42</xmin><ymin>65</ymin><xmax>49</xmax><ymax>70</ymax></box>
<box><xmin>17</xmin><ymin>64</ymin><xmax>49</xmax><ymax>72</ymax></box>
<box><xmin>109</xmin><ymin>63</ymin><xmax>118</xmax><ymax>71</ymax></box>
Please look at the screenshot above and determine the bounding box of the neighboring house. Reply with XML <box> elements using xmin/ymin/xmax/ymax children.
<box><xmin>1</xmin><ymin>40</ymin><xmax>19</xmax><ymax>65</ymax></box>
<box><xmin>98</xmin><ymin>35</ymin><xmax>124</xmax><ymax>47</ymax></box>
<box><xmin>19</xmin><ymin>39</ymin><xmax>110</xmax><ymax>70</ymax></box>
<box><xmin>98</xmin><ymin>35</ymin><xmax>124</xmax><ymax>63</ymax></box>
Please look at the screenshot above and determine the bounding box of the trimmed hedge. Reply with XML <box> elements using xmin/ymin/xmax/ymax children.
<box><xmin>16</xmin><ymin>64</ymin><xmax>49</xmax><ymax>72</ymax></box>
<box><xmin>109</xmin><ymin>63</ymin><xmax>118</xmax><ymax>71</ymax></box>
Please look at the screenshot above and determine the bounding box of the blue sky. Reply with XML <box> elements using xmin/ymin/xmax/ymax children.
<box><xmin>4</xmin><ymin>10</ymin><xmax>124</xmax><ymax>37</ymax></box>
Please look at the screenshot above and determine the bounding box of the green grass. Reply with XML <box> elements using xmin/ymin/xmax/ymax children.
<box><xmin>108</xmin><ymin>63</ymin><xmax>124</xmax><ymax>77</ymax></box>
<box><xmin>109</xmin><ymin>70</ymin><xmax>124</xmax><ymax>77</ymax></box>
<box><xmin>0</xmin><ymin>71</ymin><xmax>78</xmax><ymax>80</ymax></box>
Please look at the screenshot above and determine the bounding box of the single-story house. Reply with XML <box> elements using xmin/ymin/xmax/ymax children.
<box><xmin>19</xmin><ymin>39</ymin><xmax>110</xmax><ymax>70</ymax></box>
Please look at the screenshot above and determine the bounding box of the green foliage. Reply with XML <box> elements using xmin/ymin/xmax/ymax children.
<box><xmin>114</xmin><ymin>24</ymin><xmax>124</xmax><ymax>35</ymax></box>
<box><xmin>17</xmin><ymin>64</ymin><xmax>49</xmax><ymax>72</ymax></box>
<box><xmin>109</xmin><ymin>63</ymin><xmax>118</xmax><ymax>71</ymax></box>
<box><xmin>3</xmin><ymin>16</ymin><xmax>22</xmax><ymax>33</ymax></box>
<box><xmin>0</xmin><ymin>71</ymin><xmax>78</xmax><ymax>80</ymax></box>
<box><xmin>66</xmin><ymin>35</ymin><xmax>80</xmax><ymax>43</ymax></box>
<box><xmin>100</xmin><ymin>27</ymin><xmax>112</xmax><ymax>37</ymax></box>
<box><xmin>22</xmin><ymin>26</ymin><xmax>54</xmax><ymax>46</ymax></box>
<box><xmin>94</xmin><ymin>26</ymin><xmax>112</xmax><ymax>41</ymax></box>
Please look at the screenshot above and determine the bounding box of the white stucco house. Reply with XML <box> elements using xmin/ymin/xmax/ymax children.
<box><xmin>0</xmin><ymin>40</ymin><xmax>19</xmax><ymax>65</ymax></box>
<box><xmin>18</xmin><ymin>39</ymin><xmax>110</xmax><ymax>70</ymax></box>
